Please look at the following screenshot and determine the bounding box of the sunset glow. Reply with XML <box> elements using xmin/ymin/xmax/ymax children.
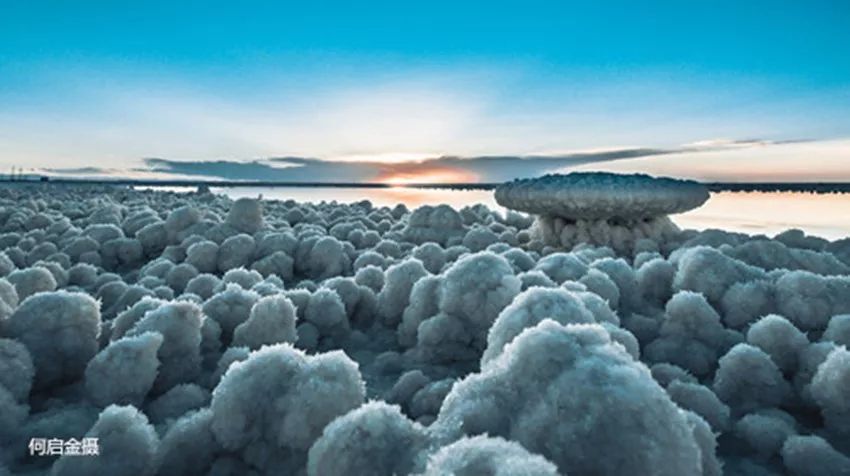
<box><xmin>377</xmin><ymin>167</ymin><xmax>477</xmax><ymax>185</ymax></box>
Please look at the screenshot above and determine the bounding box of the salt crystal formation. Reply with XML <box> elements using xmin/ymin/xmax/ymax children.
<box><xmin>496</xmin><ymin>172</ymin><xmax>710</xmax><ymax>254</ymax></box>
<box><xmin>0</xmin><ymin>183</ymin><xmax>849</xmax><ymax>475</ymax></box>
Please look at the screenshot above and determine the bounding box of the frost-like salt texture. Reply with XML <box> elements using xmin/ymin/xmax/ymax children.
<box><xmin>52</xmin><ymin>405</ymin><xmax>159</xmax><ymax>476</ymax></box>
<box><xmin>0</xmin><ymin>179</ymin><xmax>849</xmax><ymax>475</ymax></box>
<box><xmin>7</xmin><ymin>291</ymin><xmax>100</xmax><ymax>390</ymax></box>
<box><xmin>495</xmin><ymin>172</ymin><xmax>710</xmax><ymax>219</ymax></box>
<box><xmin>85</xmin><ymin>331</ymin><xmax>163</xmax><ymax>407</ymax></box>
<box><xmin>482</xmin><ymin>286</ymin><xmax>595</xmax><ymax>364</ymax></box>
<box><xmin>433</xmin><ymin>320</ymin><xmax>704</xmax><ymax>475</ymax></box>
<box><xmin>495</xmin><ymin>172</ymin><xmax>710</xmax><ymax>254</ymax></box>
<box><xmin>420</xmin><ymin>435</ymin><xmax>559</xmax><ymax>476</ymax></box>
<box><xmin>126</xmin><ymin>301</ymin><xmax>203</xmax><ymax>394</ymax></box>
<box><xmin>210</xmin><ymin>344</ymin><xmax>364</xmax><ymax>472</ymax></box>
<box><xmin>307</xmin><ymin>401</ymin><xmax>429</xmax><ymax>476</ymax></box>
<box><xmin>232</xmin><ymin>294</ymin><xmax>298</xmax><ymax>349</ymax></box>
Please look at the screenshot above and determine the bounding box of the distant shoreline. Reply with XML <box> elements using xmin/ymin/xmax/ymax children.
<box><xmin>2</xmin><ymin>177</ymin><xmax>850</xmax><ymax>194</ymax></box>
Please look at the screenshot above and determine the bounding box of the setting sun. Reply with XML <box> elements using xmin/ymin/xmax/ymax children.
<box><xmin>377</xmin><ymin>166</ymin><xmax>477</xmax><ymax>185</ymax></box>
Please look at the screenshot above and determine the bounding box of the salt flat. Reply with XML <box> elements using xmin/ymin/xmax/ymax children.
<box><xmin>1</xmin><ymin>179</ymin><xmax>849</xmax><ymax>475</ymax></box>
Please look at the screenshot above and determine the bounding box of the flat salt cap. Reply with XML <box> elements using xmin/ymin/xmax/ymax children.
<box><xmin>495</xmin><ymin>172</ymin><xmax>710</xmax><ymax>220</ymax></box>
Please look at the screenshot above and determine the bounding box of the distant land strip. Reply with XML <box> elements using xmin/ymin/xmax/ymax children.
<box><xmin>2</xmin><ymin>177</ymin><xmax>850</xmax><ymax>194</ymax></box>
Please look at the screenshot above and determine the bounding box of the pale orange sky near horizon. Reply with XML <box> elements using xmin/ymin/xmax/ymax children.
<box><xmin>571</xmin><ymin>139</ymin><xmax>850</xmax><ymax>183</ymax></box>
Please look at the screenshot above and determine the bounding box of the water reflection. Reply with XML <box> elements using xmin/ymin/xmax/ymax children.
<box><xmin>676</xmin><ymin>191</ymin><xmax>850</xmax><ymax>240</ymax></box>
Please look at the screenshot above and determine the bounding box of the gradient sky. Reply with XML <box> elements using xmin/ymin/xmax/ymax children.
<box><xmin>1</xmin><ymin>1</ymin><xmax>849</xmax><ymax>182</ymax></box>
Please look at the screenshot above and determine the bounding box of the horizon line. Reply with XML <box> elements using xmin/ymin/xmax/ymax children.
<box><xmin>4</xmin><ymin>176</ymin><xmax>850</xmax><ymax>195</ymax></box>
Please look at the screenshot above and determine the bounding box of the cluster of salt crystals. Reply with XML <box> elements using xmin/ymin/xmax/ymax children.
<box><xmin>496</xmin><ymin>172</ymin><xmax>710</xmax><ymax>254</ymax></box>
<box><xmin>0</xmin><ymin>182</ymin><xmax>849</xmax><ymax>475</ymax></box>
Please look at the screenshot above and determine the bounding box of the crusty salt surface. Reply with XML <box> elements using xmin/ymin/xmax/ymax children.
<box><xmin>495</xmin><ymin>172</ymin><xmax>710</xmax><ymax>220</ymax></box>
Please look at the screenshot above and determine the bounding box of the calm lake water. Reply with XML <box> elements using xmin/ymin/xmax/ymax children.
<box><xmin>159</xmin><ymin>186</ymin><xmax>850</xmax><ymax>241</ymax></box>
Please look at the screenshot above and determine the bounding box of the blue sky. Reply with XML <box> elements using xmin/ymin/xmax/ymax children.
<box><xmin>1</xmin><ymin>1</ymin><xmax>849</xmax><ymax>181</ymax></box>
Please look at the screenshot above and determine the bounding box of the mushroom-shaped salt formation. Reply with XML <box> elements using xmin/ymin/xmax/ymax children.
<box><xmin>495</xmin><ymin>172</ymin><xmax>709</xmax><ymax>254</ymax></box>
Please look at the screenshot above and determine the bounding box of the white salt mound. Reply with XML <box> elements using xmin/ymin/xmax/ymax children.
<box><xmin>495</xmin><ymin>172</ymin><xmax>709</xmax><ymax>253</ymax></box>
